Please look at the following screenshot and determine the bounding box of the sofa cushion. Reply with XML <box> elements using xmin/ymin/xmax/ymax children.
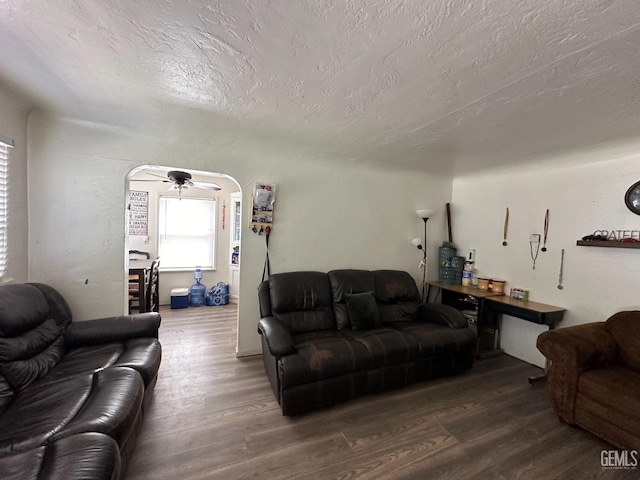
<box><xmin>268</xmin><ymin>272</ymin><xmax>336</xmax><ymax>334</ymax></box>
<box><xmin>0</xmin><ymin>433</ymin><xmax>120</xmax><ymax>480</ymax></box>
<box><xmin>28</xmin><ymin>283</ymin><xmax>73</xmax><ymax>331</ymax></box>
<box><xmin>0</xmin><ymin>320</ymin><xmax>66</xmax><ymax>392</ymax></box>
<box><xmin>0</xmin><ymin>367</ymin><xmax>144</xmax><ymax>455</ymax></box>
<box><xmin>577</xmin><ymin>365</ymin><xmax>640</xmax><ymax>436</ymax></box>
<box><xmin>44</xmin><ymin>338</ymin><xmax>162</xmax><ymax>388</ymax></box>
<box><xmin>0</xmin><ymin>284</ymin><xmax>66</xmax><ymax>394</ymax></box>
<box><xmin>328</xmin><ymin>270</ymin><xmax>376</xmax><ymax>330</ymax></box>
<box><xmin>342</xmin><ymin>327</ymin><xmax>419</xmax><ymax>367</ymax></box>
<box><xmin>605</xmin><ymin>311</ymin><xmax>640</xmax><ymax>371</ymax></box>
<box><xmin>0</xmin><ymin>376</ymin><xmax>12</xmax><ymax>416</ymax></box>
<box><xmin>292</xmin><ymin>330</ymin><xmax>349</xmax><ymax>344</ymax></box>
<box><xmin>280</xmin><ymin>333</ymin><xmax>371</xmax><ymax>389</ymax></box>
<box><xmin>0</xmin><ymin>284</ymin><xmax>50</xmax><ymax>337</ymax></box>
<box><xmin>345</xmin><ymin>291</ymin><xmax>381</xmax><ymax>330</ymax></box>
<box><xmin>578</xmin><ymin>365</ymin><xmax>640</xmax><ymax>414</ymax></box>
<box><xmin>391</xmin><ymin>321</ymin><xmax>477</xmax><ymax>356</ymax></box>
<box><xmin>373</xmin><ymin>270</ymin><xmax>421</xmax><ymax>323</ymax></box>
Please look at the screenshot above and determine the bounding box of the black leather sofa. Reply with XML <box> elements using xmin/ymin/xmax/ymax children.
<box><xmin>0</xmin><ymin>283</ymin><xmax>162</xmax><ymax>480</ymax></box>
<box><xmin>258</xmin><ymin>270</ymin><xmax>476</xmax><ymax>415</ymax></box>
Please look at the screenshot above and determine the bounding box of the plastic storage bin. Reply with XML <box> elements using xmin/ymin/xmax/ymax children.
<box><xmin>440</xmin><ymin>255</ymin><xmax>465</xmax><ymax>285</ymax></box>
<box><xmin>170</xmin><ymin>288</ymin><xmax>189</xmax><ymax>309</ymax></box>
<box><xmin>439</xmin><ymin>242</ymin><xmax>464</xmax><ymax>285</ymax></box>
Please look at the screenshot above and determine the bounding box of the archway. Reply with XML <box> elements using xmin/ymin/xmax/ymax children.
<box><xmin>124</xmin><ymin>165</ymin><xmax>243</xmax><ymax>347</ymax></box>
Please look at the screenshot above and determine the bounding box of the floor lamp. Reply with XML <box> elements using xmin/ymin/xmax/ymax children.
<box><xmin>413</xmin><ymin>208</ymin><xmax>434</xmax><ymax>303</ymax></box>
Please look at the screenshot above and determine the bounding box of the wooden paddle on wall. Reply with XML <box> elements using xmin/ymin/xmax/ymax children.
<box><xmin>446</xmin><ymin>203</ymin><xmax>453</xmax><ymax>243</ymax></box>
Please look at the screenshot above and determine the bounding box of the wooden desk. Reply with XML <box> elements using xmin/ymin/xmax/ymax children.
<box><xmin>427</xmin><ymin>282</ymin><xmax>566</xmax><ymax>382</ymax></box>
<box><xmin>426</xmin><ymin>282</ymin><xmax>504</xmax><ymax>300</ymax></box>
<box><xmin>484</xmin><ymin>296</ymin><xmax>566</xmax><ymax>326</ymax></box>
<box><xmin>129</xmin><ymin>259</ymin><xmax>152</xmax><ymax>313</ymax></box>
<box><xmin>484</xmin><ymin>296</ymin><xmax>566</xmax><ymax>383</ymax></box>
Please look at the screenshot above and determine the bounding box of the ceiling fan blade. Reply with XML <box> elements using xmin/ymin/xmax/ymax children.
<box><xmin>146</xmin><ymin>172</ymin><xmax>169</xmax><ymax>179</ymax></box>
<box><xmin>132</xmin><ymin>172</ymin><xmax>170</xmax><ymax>181</ymax></box>
<box><xmin>192</xmin><ymin>181</ymin><xmax>222</xmax><ymax>191</ymax></box>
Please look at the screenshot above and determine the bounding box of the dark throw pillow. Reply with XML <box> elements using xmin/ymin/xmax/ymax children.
<box><xmin>345</xmin><ymin>291</ymin><xmax>381</xmax><ymax>330</ymax></box>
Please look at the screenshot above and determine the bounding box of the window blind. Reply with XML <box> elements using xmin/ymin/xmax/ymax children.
<box><xmin>0</xmin><ymin>140</ymin><xmax>11</xmax><ymax>276</ymax></box>
<box><xmin>158</xmin><ymin>196</ymin><xmax>217</xmax><ymax>269</ymax></box>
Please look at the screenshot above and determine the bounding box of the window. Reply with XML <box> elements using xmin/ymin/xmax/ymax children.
<box><xmin>0</xmin><ymin>137</ymin><xmax>12</xmax><ymax>277</ymax></box>
<box><xmin>158</xmin><ymin>196</ymin><xmax>216</xmax><ymax>269</ymax></box>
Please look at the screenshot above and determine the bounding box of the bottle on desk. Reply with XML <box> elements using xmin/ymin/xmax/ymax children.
<box><xmin>462</xmin><ymin>250</ymin><xmax>476</xmax><ymax>287</ymax></box>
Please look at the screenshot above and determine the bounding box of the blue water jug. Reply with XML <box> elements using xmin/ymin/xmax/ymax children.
<box><xmin>189</xmin><ymin>268</ymin><xmax>206</xmax><ymax>307</ymax></box>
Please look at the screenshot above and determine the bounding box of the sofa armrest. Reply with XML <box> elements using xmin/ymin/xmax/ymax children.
<box><xmin>418</xmin><ymin>303</ymin><xmax>469</xmax><ymax>328</ymax></box>
<box><xmin>258</xmin><ymin>316</ymin><xmax>295</xmax><ymax>356</ymax></box>
<box><xmin>65</xmin><ymin>313</ymin><xmax>161</xmax><ymax>348</ymax></box>
<box><xmin>537</xmin><ymin>322</ymin><xmax>618</xmax><ymax>423</ymax></box>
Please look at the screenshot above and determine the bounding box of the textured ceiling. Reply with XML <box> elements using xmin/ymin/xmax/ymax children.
<box><xmin>1</xmin><ymin>0</ymin><xmax>640</xmax><ymax>174</ymax></box>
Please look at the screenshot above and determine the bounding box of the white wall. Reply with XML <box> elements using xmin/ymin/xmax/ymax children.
<box><xmin>129</xmin><ymin>173</ymin><xmax>240</xmax><ymax>305</ymax></box>
<box><xmin>452</xmin><ymin>146</ymin><xmax>640</xmax><ymax>367</ymax></box>
<box><xmin>0</xmin><ymin>81</ymin><xmax>31</xmax><ymax>283</ymax></box>
<box><xmin>28</xmin><ymin>112</ymin><xmax>452</xmax><ymax>355</ymax></box>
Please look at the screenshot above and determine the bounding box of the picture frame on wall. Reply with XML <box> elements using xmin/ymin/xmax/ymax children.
<box><xmin>128</xmin><ymin>190</ymin><xmax>148</xmax><ymax>236</ymax></box>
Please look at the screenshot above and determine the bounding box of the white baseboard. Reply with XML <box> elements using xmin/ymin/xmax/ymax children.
<box><xmin>236</xmin><ymin>348</ymin><xmax>261</xmax><ymax>358</ymax></box>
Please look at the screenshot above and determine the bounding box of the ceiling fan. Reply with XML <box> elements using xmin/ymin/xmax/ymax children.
<box><xmin>135</xmin><ymin>170</ymin><xmax>222</xmax><ymax>196</ymax></box>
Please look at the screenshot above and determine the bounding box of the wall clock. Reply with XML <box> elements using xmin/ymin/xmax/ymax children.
<box><xmin>625</xmin><ymin>180</ymin><xmax>640</xmax><ymax>215</ymax></box>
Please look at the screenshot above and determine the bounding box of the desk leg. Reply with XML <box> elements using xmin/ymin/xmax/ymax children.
<box><xmin>528</xmin><ymin>360</ymin><xmax>549</xmax><ymax>385</ymax></box>
<box><xmin>528</xmin><ymin>325</ymin><xmax>554</xmax><ymax>384</ymax></box>
<box><xmin>476</xmin><ymin>304</ymin><xmax>504</xmax><ymax>359</ymax></box>
<box><xmin>425</xmin><ymin>283</ymin><xmax>437</xmax><ymax>304</ymax></box>
<box><xmin>493</xmin><ymin>310</ymin><xmax>501</xmax><ymax>350</ymax></box>
<box><xmin>474</xmin><ymin>299</ymin><xmax>483</xmax><ymax>358</ymax></box>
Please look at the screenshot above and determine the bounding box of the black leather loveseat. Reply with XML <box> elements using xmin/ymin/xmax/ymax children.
<box><xmin>0</xmin><ymin>283</ymin><xmax>162</xmax><ymax>480</ymax></box>
<box><xmin>258</xmin><ymin>270</ymin><xmax>476</xmax><ymax>415</ymax></box>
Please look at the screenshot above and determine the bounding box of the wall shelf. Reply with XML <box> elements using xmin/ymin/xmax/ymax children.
<box><xmin>576</xmin><ymin>240</ymin><xmax>640</xmax><ymax>249</ymax></box>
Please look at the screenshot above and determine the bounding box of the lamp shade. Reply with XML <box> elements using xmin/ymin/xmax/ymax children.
<box><xmin>411</xmin><ymin>237</ymin><xmax>423</xmax><ymax>248</ymax></box>
<box><xmin>416</xmin><ymin>208</ymin><xmax>435</xmax><ymax>220</ymax></box>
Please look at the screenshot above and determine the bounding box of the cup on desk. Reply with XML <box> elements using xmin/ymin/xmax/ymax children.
<box><xmin>491</xmin><ymin>279</ymin><xmax>506</xmax><ymax>294</ymax></box>
<box><xmin>477</xmin><ymin>277</ymin><xmax>490</xmax><ymax>290</ymax></box>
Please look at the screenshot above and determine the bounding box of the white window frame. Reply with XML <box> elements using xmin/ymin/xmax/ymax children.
<box><xmin>0</xmin><ymin>136</ymin><xmax>13</xmax><ymax>277</ymax></box>
<box><xmin>229</xmin><ymin>192</ymin><xmax>241</xmax><ymax>266</ymax></box>
<box><xmin>158</xmin><ymin>195</ymin><xmax>217</xmax><ymax>270</ymax></box>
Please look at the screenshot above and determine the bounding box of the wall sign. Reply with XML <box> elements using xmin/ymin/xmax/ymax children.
<box><xmin>128</xmin><ymin>190</ymin><xmax>148</xmax><ymax>236</ymax></box>
<box><xmin>591</xmin><ymin>229</ymin><xmax>640</xmax><ymax>240</ymax></box>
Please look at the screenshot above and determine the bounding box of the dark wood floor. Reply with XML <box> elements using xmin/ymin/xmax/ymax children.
<box><xmin>126</xmin><ymin>305</ymin><xmax>634</xmax><ymax>480</ymax></box>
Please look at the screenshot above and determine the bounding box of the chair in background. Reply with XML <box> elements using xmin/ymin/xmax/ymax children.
<box><xmin>146</xmin><ymin>258</ymin><xmax>160</xmax><ymax>313</ymax></box>
<box><xmin>129</xmin><ymin>251</ymin><xmax>151</xmax><ymax>313</ymax></box>
<box><xmin>129</xmin><ymin>250</ymin><xmax>150</xmax><ymax>259</ymax></box>
<box><xmin>128</xmin><ymin>273</ymin><xmax>144</xmax><ymax>313</ymax></box>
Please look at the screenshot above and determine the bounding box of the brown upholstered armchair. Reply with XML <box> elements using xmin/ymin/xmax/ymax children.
<box><xmin>537</xmin><ymin>311</ymin><xmax>640</xmax><ymax>450</ymax></box>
